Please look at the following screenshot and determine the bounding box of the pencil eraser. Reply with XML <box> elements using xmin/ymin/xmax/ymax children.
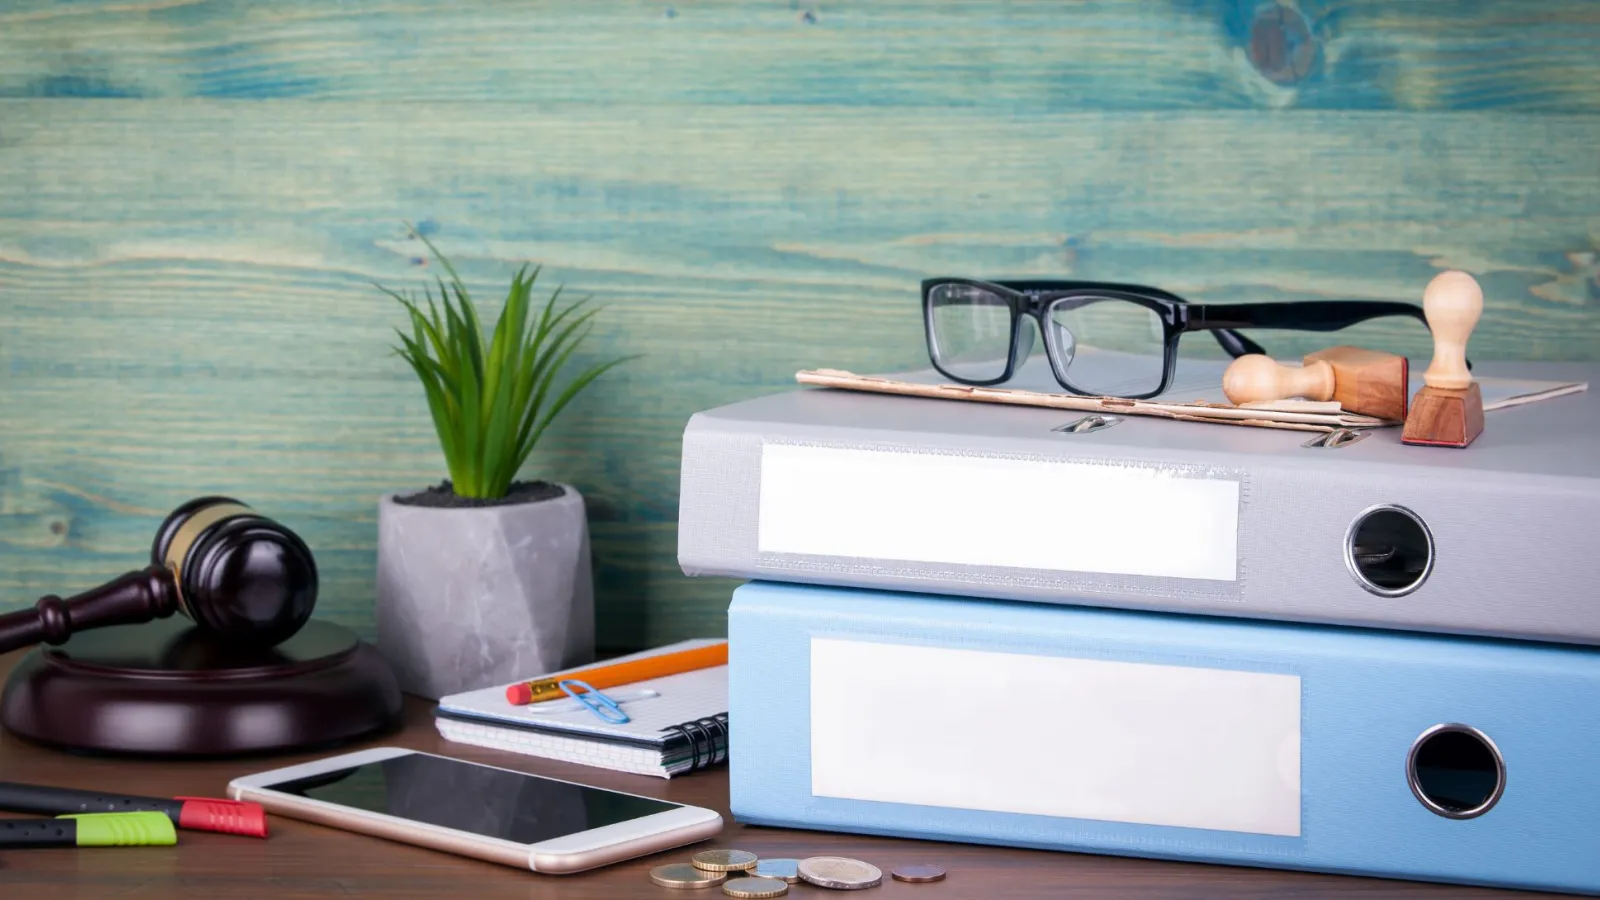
<box><xmin>175</xmin><ymin>797</ymin><xmax>269</xmax><ymax>838</ymax></box>
<box><xmin>506</xmin><ymin>683</ymin><xmax>533</xmax><ymax>705</ymax></box>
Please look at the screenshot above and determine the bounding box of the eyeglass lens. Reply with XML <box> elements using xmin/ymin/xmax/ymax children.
<box><xmin>1044</xmin><ymin>297</ymin><xmax>1167</xmax><ymax>396</ymax></box>
<box><xmin>927</xmin><ymin>283</ymin><xmax>1015</xmax><ymax>382</ymax></box>
<box><xmin>925</xmin><ymin>282</ymin><xmax>1174</xmax><ymax>395</ymax></box>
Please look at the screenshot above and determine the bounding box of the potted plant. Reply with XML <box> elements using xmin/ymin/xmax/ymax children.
<box><xmin>373</xmin><ymin>229</ymin><xmax>633</xmax><ymax>700</ymax></box>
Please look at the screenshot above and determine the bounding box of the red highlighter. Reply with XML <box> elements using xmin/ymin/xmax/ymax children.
<box><xmin>0</xmin><ymin>781</ymin><xmax>267</xmax><ymax>837</ymax></box>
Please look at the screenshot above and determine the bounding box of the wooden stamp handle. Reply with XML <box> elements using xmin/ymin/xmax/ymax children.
<box><xmin>1421</xmin><ymin>271</ymin><xmax>1482</xmax><ymax>390</ymax></box>
<box><xmin>1222</xmin><ymin>354</ymin><xmax>1335</xmax><ymax>405</ymax></box>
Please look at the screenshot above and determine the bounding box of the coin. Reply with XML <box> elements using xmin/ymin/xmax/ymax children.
<box><xmin>891</xmin><ymin>864</ymin><xmax>947</xmax><ymax>883</ymax></box>
<box><xmin>651</xmin><ymin>863</ymin><xmax>729</xmax><ymax>889</ymax></box>
<box><xmin>692</xmin><ymin>849</ymin><xmax>760</xmax><ymax>872</ymax></box>
<box><xmin>722</xmin><ymin>876</ymin><xmax>789</xmax><ymax>898</ymax></box>
<box><xmin>798</xmin><ymin>856</ymin><xmax>883</xmax><ymax>890</ymax></box>
<box><xmin>752</xmin><ymin>858</ymin><xmax>801</xmax><ymax>883</ymax></box>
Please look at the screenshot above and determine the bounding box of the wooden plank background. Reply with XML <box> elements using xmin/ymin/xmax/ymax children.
<box><xmin>1</xmin><ymin>0</ymin><xmax>1597</xmax><ymax>652</ymax></box>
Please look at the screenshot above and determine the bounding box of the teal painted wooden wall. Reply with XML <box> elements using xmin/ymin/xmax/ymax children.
<box><xmin>2</xmin><ymin>1</ymin><xmax>1597</xmax><ymax>651</ymax></box>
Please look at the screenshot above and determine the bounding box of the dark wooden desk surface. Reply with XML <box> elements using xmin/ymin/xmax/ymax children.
<box><xmin>0</xmin><ymin>649</ymin><xmax>1563</xmax><ymax>900</ymax></box>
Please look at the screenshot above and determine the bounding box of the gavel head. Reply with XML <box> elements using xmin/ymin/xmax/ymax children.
<box><xmin>150</xmin><ymin>497</ymin><xmax>318</xmax><ymax>647</ymax></box>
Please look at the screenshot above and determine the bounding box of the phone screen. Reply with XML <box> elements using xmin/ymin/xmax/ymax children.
<box><xmin>261</xmin><ymin>752</ymin><xmax>683</xmax><ymax>845</ymax></box>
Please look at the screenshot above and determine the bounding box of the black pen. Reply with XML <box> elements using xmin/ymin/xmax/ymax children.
<box><xmin>0</xmin><ymin>781</ymin><xmax>267</xmax><ymax>838</ymax></box>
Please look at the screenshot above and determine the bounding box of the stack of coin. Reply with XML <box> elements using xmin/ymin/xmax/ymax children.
<box><xmin>650</xmin><ymin>862</ymin><xmax>729</xmax><ymax>890</ymax></box>
<box><xmin>692</xmin><ymin>849</ymin><xmax>760</xmax><ymax>875</ymax></box>
<box><xmin>752</xmin><ymin>859</ymin><xmax>802</xmax><ymax>883</ymax></box>
<box><xmin>891</xmin><ymin>864</ymin><xmax>947</xmax><ymax>884</ymax></box>
<box><xmin>651</xmin><ymin>848</ymin><xmax>781</xmax><ymax>896</ymax></box>
<box><xmin>648</xmin><ymin>848</ymin><xmax>944</xmax><ymax>893</ymax></box>
<box><xmin>798</xmin><ymin>857</ymin><xmax>884</xmax><ymax>890</ymax></box>
<box><xmin>721</xmin><ymin>877</ymin><xmax>791</xmax><ymax>898</ymax></box>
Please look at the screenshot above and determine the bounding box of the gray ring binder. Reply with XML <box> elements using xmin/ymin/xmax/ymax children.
<box><xmin>1343</xmin><ymin>504</ymin><xmax>1436</xmax><ymax>599</ymax></box>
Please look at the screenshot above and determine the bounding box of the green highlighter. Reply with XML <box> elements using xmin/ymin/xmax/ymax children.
<box><xmin>0</xmin><ymin>812</ymin><xmax>177</xmax><ymax>848</ymax></box>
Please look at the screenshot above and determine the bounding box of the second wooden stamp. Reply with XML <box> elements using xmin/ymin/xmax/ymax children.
<box><xmin>1401</xmin><ymin>270</ymin><xmax>1485</xmax><ymax>448</ymax></box>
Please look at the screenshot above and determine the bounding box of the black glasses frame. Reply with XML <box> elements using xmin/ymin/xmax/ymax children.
<box><xmin>922</xmin><ymin>278</ymin><xmax>1437</xmax><ymax>400</ymax></box>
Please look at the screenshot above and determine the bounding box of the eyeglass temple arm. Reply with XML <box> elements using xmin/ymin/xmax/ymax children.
<box><xmin>1189</xmin><ymin>300</ymin><xmax>1425</xmax><ymax>333</ymax></box>
<box><xmin>1185</xmin><ymin>301</ymin><xmax>1466</xmax><ymax>368</ymax></box>
<box><xmin>1211</xmin><ymin>328</ymin><xmax>1266</xmax><ymax>357</ymax></box>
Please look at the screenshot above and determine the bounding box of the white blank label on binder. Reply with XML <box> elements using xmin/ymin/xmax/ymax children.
<box><xmin>809</xmin><ymin>638</ymin><xmax>1302</xmax><ymax>837</ymax></box>
<box><xmin>758</xmin><ymin>444</ymin><xmax>1239</xmax><ymax>581</ymax></box>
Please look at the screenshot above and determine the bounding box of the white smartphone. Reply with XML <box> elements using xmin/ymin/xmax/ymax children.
<box><xmin>227</xmin><ymin>747</ymin><xmax>723</xmax><ymax>874</ymax></box>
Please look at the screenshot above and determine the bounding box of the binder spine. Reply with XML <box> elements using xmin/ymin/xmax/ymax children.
<box><xmin>728</xmin><ymin>580</ymin><xmax>1600</xmax><ymax>896</ymax></box>
<box><xmin>681</xmin><ymin>411</ymin><xmax>1600</xmax><ymax>646</ymax></box>
<box><xmin>663</xmin><ymin>713</ymin><xmax>729</xmax><ymax>772</ymax></box>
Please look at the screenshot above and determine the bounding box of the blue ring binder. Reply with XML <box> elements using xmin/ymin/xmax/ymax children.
<box><xmin>729</xmin><ymin>580</ymin><xmax>1600</xmax><ymax>895</ymax></box>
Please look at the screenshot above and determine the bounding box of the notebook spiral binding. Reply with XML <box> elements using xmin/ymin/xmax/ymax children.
<box><xmin>662</xmin><ymin>713</ymin><xmax>729</xmax><ymax>771</ymax></box>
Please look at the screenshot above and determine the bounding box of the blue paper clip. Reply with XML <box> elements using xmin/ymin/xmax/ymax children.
<box><xmin>559</xmin><ymin>679</ymin><xmax>631</xmax><ymax>724</ymax></box>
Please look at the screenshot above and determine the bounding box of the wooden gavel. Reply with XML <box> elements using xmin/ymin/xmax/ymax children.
<box><xmin>0</xmin><ymin>497</ymin><xmax>318</xmax><ymax>655</ymax></box>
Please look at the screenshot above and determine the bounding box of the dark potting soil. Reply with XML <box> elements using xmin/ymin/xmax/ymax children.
<box><xmin>393</xmin><ymin>480</ymin><xmax>566</xmax><ymax>509</ymax></box>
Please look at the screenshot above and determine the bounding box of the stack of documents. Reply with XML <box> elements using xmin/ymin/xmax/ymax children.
<box><xmin>675</xmin><ymin>357</ymin><xmax>1600</xmax><ymax>894</ymax></box>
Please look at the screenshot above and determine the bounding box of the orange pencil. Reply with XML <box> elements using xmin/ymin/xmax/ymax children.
<box><xmin>505</xmin><ymin>641</ymin><xmax>729</xmax><ymax>705</ymax></box>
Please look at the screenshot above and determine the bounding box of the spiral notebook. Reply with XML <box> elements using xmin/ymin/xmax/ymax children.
<box><xmin>432</xmin><ymin>639</ymin><xmax>729</xmax><ymax>779</ymax></box>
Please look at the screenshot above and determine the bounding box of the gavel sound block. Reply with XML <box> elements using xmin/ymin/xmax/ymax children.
<box><xmin>1402</xmin><ymin>270</ymin><xmax>1485</xmax><ymax>448</ymax></box>
<box><xmin>1222</xmin><ymin>346</ymin><xmax>1409</xmax><ymax>421</ymax></box>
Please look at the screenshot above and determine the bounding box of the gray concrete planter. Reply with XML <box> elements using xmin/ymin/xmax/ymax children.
<box><xmin>374</xmin><ymin>483</ymin><xmax>595</xmax><ymax>700</ymax></box>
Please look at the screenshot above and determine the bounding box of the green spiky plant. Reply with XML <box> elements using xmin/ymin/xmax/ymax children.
<box><xmin>379</xmin><ymin>229</ymin><xmax>635</xmax><ymax>501</ymax></box>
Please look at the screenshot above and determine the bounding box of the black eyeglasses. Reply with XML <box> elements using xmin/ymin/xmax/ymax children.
<box><xmin>922</xmin><ymin>278</ymin><xmax>1434</xmax><ymax>400</ymax></box>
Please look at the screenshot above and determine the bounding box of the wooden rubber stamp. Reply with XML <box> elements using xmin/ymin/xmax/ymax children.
<box><xmin>1402</xmin><ymin>270</ymin><xmax>1484</xmax><ymax>448</ymax></box>
<box><xmin>1222</xmin><ymin>345</ymin><xmax>1409</xmax><ymax>420</ymax></box>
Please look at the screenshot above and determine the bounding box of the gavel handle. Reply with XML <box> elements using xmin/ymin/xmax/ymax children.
<box><xmin>0</xmin><ymin>566</ymin><xmax>181</xmax><ymax>656</ymax></box>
